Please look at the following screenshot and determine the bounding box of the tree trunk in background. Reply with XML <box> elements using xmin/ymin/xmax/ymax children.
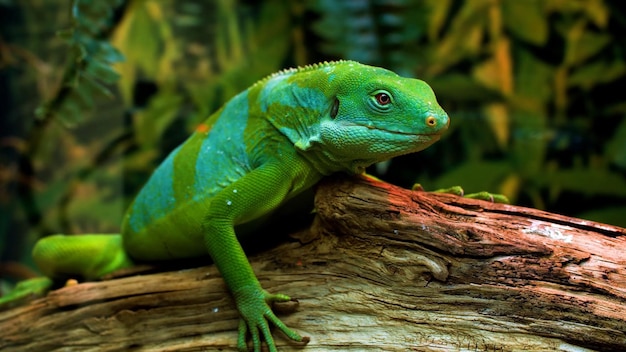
<box><xmin>1</xmin><ymin>175</ymin><xmax>625</xmax><ymax>351</ymax></box>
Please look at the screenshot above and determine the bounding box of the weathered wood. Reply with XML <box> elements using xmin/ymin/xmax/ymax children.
<box><xmin>1</xmin><ymin>175</ymin><xmax>625</xmax><ymax>351</ymax></box>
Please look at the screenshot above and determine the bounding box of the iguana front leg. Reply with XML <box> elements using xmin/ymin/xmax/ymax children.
<box><xmin>202</xmin><ymin>161</ymin><xmax>313</xmax><ymax>352</ymax></box>
<box><xmin>412</xmin><ymin>184</ymin><xmax>510</xmax><ymax>204</ymax></box>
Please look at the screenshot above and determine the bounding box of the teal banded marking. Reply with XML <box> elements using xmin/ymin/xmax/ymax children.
<box><xmin>193</xmin><ymin>91</ymin><xmax>251</xmax><ymax>197</ymax></box>
<box><xmin>256</xmin><ymin>72</ymin><xmax>331</xmax><ymax>153</ymax></box>
<box><xmin>128</xmin><ymin>145</ymin><xmax>182</xmax><ymax>233</ymax></box>
<box><xmin>260</xmin><ymin>71</ymin><xmax>329</xmax><ymax>113</ymax></box>
<box><xmin>259</xmin><ymin>72</ymin><xmax>293</xmax><ymax>113</ymax></box>
<box><xmin>287</xmin><ymin>85</ymin><xmax>328</xmax><ymax>112</ymax></box>
<box><xmin>172</xmin><ymin>132</ymin><xmax>204</xmax><ymax>203</ymax></box>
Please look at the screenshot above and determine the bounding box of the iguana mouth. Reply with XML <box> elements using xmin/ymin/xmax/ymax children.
<box><xmin>351</xmin><ymin>123</ymin><xmax>444</xmax><ymax>137</ymax></box>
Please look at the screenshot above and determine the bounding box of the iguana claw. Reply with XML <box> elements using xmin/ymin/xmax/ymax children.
<box><xmin>236</xmin><ymin>289</ymin><xmax>308</xmax><ymax>352</ymax></box>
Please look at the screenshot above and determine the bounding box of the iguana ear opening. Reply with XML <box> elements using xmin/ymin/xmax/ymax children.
<box><xmin>330</xmin><ymin>97</ymin><xmax>339</xmax><ymax>119</ymax></box>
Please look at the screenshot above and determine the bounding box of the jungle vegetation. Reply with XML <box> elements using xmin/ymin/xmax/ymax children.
<box><xmin>0</xmin><ymin>0</ymin><xmax>625</xmax><ymax>281</ymax></box>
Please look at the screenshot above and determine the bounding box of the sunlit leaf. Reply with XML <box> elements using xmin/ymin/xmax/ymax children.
<box><xmin>582</xmin><ymin>0</ymin><xmax>609</xmax><ymax>28</ymax></box>
<box><xmin>499</xmin><ymin>173</ymin><xmax>521</xmax><ymax>203</ymax></box>
<box><xmin>426</xmin><ymin>0</ymin><xmax>452</xmax><ymax>41</ymax></box>
<box><xmin>473</xmin><ymin>38</ymin><xmax>512</xmax><ymax>95</ymax></box>
<box><xmin>428</xmin><ymin>0</ymin><xmax>490</xmax><ymax>74</ymax></box>
<box><xmin>564</xmin><ymin>22</ymin><xmax>611</xmax><ymax>66</ymax></box>
<box><xmin>126</xmin><ymin>2</ymin><xmax>160</xmax><ymax>76</ymax></box>
<box><xmin>483</xmin><ymin>103</ymin><xmax>510</xmax><ymax>148</ymax></box>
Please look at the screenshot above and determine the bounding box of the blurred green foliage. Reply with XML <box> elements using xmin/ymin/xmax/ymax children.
<box><xmin>35</xmin><ymin>0</ymin><xmax>125</xmax><ymax>126</ymax></box>
<box><xmin>0</xmin><ymin>0</ymin><xmax>625</xmax><ymax>279</ymax></box>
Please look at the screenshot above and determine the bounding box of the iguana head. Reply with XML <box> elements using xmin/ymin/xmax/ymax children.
<box><xmin>261</xmin><ymin>61</ymin><xmax>449</xmax><ymax>174</ymax></box>
<box><xmin>307</xmin><ymin>61</ymin><xmax>449</xmax><ymax>174</ymax></box>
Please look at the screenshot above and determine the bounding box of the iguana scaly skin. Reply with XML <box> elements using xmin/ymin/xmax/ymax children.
<box><xmin>3</xmin><ymin>61</ymin><xmax>449</xmax><ymax>351</ymax></box>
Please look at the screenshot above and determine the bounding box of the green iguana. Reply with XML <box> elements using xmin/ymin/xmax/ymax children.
<box><xmin>2</xmin><ymin>61</ymin><xmax>452</xmax><ymax>351</ymax></box>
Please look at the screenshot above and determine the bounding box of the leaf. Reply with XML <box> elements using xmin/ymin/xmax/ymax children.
<box><xmin>35</xmin><ymin>0</ymin><xmax>125</xmax><ymax>126</ymax></box>
<box><xmin>426</xmin><ymin>0</ymin><xmax>452</xmax><ymax>41</ymax></box>
<box><xmin>483</xmin><ymin>103</ymin><xmax>510</xmax><ymax>149</ymax></box>
<box><xmin>96</xmin><ymin>41</ymin><xmax>125</xmax><ymax>65</ymax></box>
<box><xmin>582</xmin><ymin>0</ymin><xmax>609</xmax><ymax>28</ymax></box>
<box><xmin>606</xmin><ymin>117</ymin><xmax>626</xmax><ymax>169</ymax></box>
<box><xmin>541</xmin><ymin>168</ymin><xmax>626</xmax><ymax>197</ymax></box>
<box><xmin>134</xmin><ymin>92</ymin><xmax>183</xmax><ymax>150</ymax></box>
<box><xmin>472</xmin><ymin>38</ymin><xmax>512</xmax><ymax>95</ymax></box>
<box><xmin>499</xmin><ymin>173</ymin><xmax>522</xmax><ymax>203</ymax></box>
<box><xmin>501</xmin><ymin>0</ymin><xmax>548</xmax><ymax>45</ymax></box>
<box><xmin>84</xmin><ymin>60</ymin><xmax>121</xmax><ymax>84</ymax></box>
<box><xmin>513</xmin><ymin>47</ymin><xmax>554</xmax><ymax>105</ymax></box>
<box><xmin>80</xmin><ymin>73</ymin><xmax>114</xmax><ymax>99</ymax></box>
<box><xmin>126</xmin><ymin>2</ymin><xmax>160</xmax><ymax>76</ymax></box>
<box><xmin>428</xmin><ymin>73</ymin><xmax>501</xmax><ymax>102</ymax></box>
<box><xmin>568</xmin><ymin>59</ymin><xmax>626</xmax><ymax>90</ymax></box>
<box><xmin>428</xmin><ymin>0</ymin><xmax>490</xmax><ymax>74</ymax></box>
<box><xmin>563</xmin><ymin>21</ymin><xmax>611</xmax><ymax>67</ymax></box>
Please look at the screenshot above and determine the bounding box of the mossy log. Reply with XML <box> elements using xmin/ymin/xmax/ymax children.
<box><xmin>1</xmin><ymin>175</ymin><xmax>625</xmax><ymax>351</ymax></box>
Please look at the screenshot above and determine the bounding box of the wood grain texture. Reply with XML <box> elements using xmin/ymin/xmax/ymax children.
<box><xmin>1</xmin><ymin>175</ymin><xmax>625</xmax><ymax>351</ymax></box>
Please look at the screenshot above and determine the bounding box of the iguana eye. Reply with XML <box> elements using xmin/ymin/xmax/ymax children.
<box><xmin>375</xmin><ymin>92</ymin><xmax>391</xmax><ymax>105</ymax></box>
<box><xmin>370</xmin><ymin>90</ymin><xmax>393</xmax><ymax>111</ymax></box>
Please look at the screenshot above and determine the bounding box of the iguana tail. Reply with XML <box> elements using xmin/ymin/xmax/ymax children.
<box><xmin>33</xmin><ymin>234</ymin><xmax>134</xmax><ymax>280</ymax></box>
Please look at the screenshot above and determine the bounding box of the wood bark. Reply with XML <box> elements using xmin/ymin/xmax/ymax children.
<box><xmin>1</xmin><ymin>175</ymin><xmax>625</xmax><ymax>351</ymax></box>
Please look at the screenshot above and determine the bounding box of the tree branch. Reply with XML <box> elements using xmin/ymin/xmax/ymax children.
<box><xmin>1</xmin><ymin>175</ymin><xmax>625</xmax><ymax>351</ymax></box>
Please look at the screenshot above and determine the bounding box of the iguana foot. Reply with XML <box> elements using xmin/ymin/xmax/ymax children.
<box><xmin>235</xmin><ymin>287</ymin><xmax>309</xmax><ymax>352</ymax></box>
<box><xmin>463</xmin><ymin>191</ymin><xmax>510</xmax><ymax>204</ymax></box>
<box><xmin>412</xmin><ymin>184</ymin><xmax>510</xmax><ymax>204</ymax></box>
